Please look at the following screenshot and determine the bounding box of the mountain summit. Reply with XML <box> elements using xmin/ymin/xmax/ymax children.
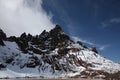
<box><xmin>0</xmin><ymin>25</ymin><xmax>120</xmax><ymax>78</ymax></box>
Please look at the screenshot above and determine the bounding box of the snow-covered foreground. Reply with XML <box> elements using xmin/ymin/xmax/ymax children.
<box><xmin>0</xmin><ymin>79</ymin><xmax>104</xmax><ymax>80</ymax></box>
<box><xmin>0</xmin><ymin>68</ymin><xmax>41</xmax><ymax>78</ymax></box>
<box><xmin>0</xmin><ymin>68</ymin><xmax>80</xmax><ymax>78</ymax></box>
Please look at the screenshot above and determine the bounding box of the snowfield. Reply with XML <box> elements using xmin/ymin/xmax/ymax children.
<box><xmin>0</xmin><ymin>41</ymin><xmax>120</xmax><ymax>78</ymax></box>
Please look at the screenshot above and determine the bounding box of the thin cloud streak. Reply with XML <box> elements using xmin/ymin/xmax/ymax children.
<box><xmin>0</xmin><ymin>0</ymin><xmax>55</xmax><ymax>37</ymax></box>
<box><xmin>72</xmin><ymin>36</ymin><xmax>109</xmax><ymax>51</ymax></box>
<box><xmin>110</xmin><ymin>18</ymin><xmax>120</xmax><ymax>23</ymax></box>
<box><xmin>72</xmin><ymin>36</ymin><xmax>95</xmax><ymax>46</ymax></box>
<box><xmin>101</xmin><ymin>17</ymin><xmax>120</xmax><ymax>28</ymax></box>
<box><xmin>99</xmin><ymin>45</ymin><xmax>110</xmax><ymax>51</ymax></box>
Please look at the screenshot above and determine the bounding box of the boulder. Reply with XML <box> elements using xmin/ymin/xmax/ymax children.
<box><xmin>91</xmin><ymin>47</ymin><xmax>98</xmax><ymax>53</ymax></box>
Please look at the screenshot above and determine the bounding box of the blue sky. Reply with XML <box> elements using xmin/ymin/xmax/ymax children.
<box><xmin>42</xmin><ymin>0</ymin><xmax>120</xmax><ymax>63</ymax></box>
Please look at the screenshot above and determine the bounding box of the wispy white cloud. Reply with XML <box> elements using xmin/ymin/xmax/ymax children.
<box><xmin>72</xmin><ymin>36</ymin><xmax>95</xmax><ymax>46</ymax></box>
<box><xmin>110</xmin><ymin>18</ymin><xmax>120</xmax><ymax>23</ymax></box>
<box><xmin>99</xmin><ymin>45</ymin><xmax>110</xmax><ymax>51</ymax></box>
<box><xmin>101</xmin><ymin>17</ymin><xmax>120</xmax><ymax>28</ymax></box>
<box><xmin>0</xmin><ymin>0</ymin><xmax>55</xmax><ymax>36</ymax></box>
<box><xmin>72</xmin><ymin>36</ymin><xmax>110</xmax><ymax>51</ymax></box>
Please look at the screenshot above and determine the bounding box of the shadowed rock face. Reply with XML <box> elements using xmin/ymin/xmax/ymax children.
<box><xmin>4</xmin><ymin>25</ymin><xmax>71</xmax><ymax>54</ymax></box>
<box><xmin>0</xmin><ymin>29</ymin><xmax>6</xmax><ymax>40</ymax></box>
<box><xmin>0</xmin><ymin>29</ymin><xmax>6</xmax><ymax>46</ymax></box>
<box><xmin>15</xmin><ymin>25</ymin><xmax>71</xmax><ymax>52</ymax></box>
<box><xmin>91</xmin><ymin>47</ymin><xmax>98</xmax><ymax>53</ymax></box>
<box><xmin>0</xmin><ymin>39</ymin><xmax>5</xmax><ymax>46</ymax></box>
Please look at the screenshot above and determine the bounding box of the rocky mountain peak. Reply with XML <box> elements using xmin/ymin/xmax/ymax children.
<box><xmin>50</xmin><ymin>25</ymin><xmax>64</xmax><ymax>35</ymax></box>
<box><xmin>51</xmin><ymin>25</ymin><xmax>62</xmax><ymax>32</ymax></box>
<box><xmin>38</xmin><ymin>25</ymin><xmax>70</xmax><ymax>51</ymax></box>
<box><xmin>5</xmin><ymin>25</ymin><xmax>71</xmax><ymax>53</ymax></box>
<box><xmin>0</xmin><ymin>25</ymin><xmax>120</xmax><ymax>79</ymax></box>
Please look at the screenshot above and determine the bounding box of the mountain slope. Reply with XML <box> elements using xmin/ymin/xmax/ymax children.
<box><xmin>0</xmin><ymin>25</ymin><xmax>120</xmax><ymax>78</ymax></box>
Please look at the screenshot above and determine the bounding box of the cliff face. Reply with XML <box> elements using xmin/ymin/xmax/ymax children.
<box><xmin>0</xmin><ymin>25</ymin><xmax>120</xmax><ymax>78</ymax></box>
<box><xmin>0</xmin><ymin>29</ymin><xmax>6</xmax><ymax>46</ymax></box>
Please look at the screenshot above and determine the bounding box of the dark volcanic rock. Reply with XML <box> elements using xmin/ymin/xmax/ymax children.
<box><xmin>91</xmin><ymin>47</ymin><xmax>98</xmax><ymax>53</ymax></box>
<box><xmin>57</xmin><ymin>48</ymin><xmax>69</xmax><ymax>56</ymax></box>
<box><xmin>47</xmin><ymin>25</ymin><xmax>70</xmax><ymax>50</ymax></box>
<box><xmin>0</xmin><ymin>29</ymin><xmax>6</xmax><ymax>46</ymax></box>
<box><xmin>0</xmin><ymin>63</ymin><xmax>6</xmax><ymax>69</ymax></box>
<box><xmin>7</xmin><ymin>36</ymin><xmax>17</xmax><ymax>42</ymax></box>
<box><xmin>0</xmin><ymin>39</ymin><xmax>5</xmax><ymax>46</ymax></box>
<box><xmin>5</xmin><ymin>25</ymin><xmax>72</xmax><ymax>54</ymax></box>
<box><xmin>31</xmin><ymin>25</ymin><xmax>71</xmax><ymax>51</ymax></box>
<box><xmin>0</xmin><ymin>29</ymin><xmax>6</xmax><ymax>40</ymax></box>
<box><xmin>26</xmin><ymin>56</ymin><xmax>40</xmax><ymax>68</ymax></box>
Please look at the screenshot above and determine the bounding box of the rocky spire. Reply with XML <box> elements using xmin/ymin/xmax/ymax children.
<box><xmin>0</xmin><ymin>28</ymin><xmax>6</xmax><ymax>46</ymax></box>
<box><xmin>0</xmin><ymin>28</ymin><xmax>6</xmax><ymax>40</ymax></box>
<box><xmin>50</xmin><ymin>25</ymin><xmax>63</xmax><ymax>35</ymax></box>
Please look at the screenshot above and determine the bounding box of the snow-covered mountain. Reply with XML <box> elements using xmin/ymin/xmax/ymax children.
<box><xmin>0</xmin><ymin>25</ymin><xmax>120</xmax><ymax>78</ymax></box>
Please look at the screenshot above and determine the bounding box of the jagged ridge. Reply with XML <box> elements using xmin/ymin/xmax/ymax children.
<box><xmin>0</xmin><ymin>25</ymin><xmax>120</xmax><ymax>78</ymax></box>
